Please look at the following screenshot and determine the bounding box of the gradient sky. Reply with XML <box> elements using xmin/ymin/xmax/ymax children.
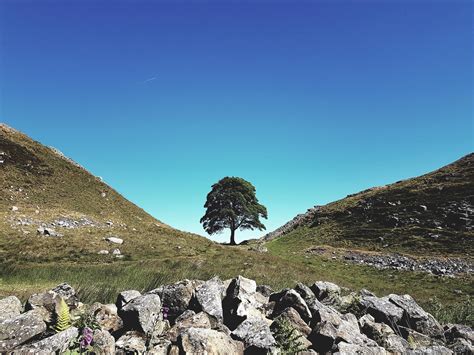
<box><xmin>0</xmin><ymin>0</ymin><xmax>472</xmax><ymax>243</ymax></box>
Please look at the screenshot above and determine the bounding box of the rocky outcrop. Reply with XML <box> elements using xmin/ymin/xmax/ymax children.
<box><xmin>0</xmin><ymin>276</ymin><xmax>471</xmax><ymax>354</ymax></box>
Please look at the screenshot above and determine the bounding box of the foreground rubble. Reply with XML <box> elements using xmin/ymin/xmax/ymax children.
<box><xmin>0</xmin><ymin>277</ymin><xmax>472</xmax><ymax>354</ymax></box>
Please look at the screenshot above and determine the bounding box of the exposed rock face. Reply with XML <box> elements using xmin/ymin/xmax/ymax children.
<box><xmin>0</xmin><ymin>277</ymin><xmax>471</xmax><ymax>354</ymax></box>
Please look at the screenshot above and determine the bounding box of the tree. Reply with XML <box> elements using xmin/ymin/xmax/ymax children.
<box><xmin>200</xmin><ymin>177</ymin><xmax>267</xmax><ymax>245</ymax></box>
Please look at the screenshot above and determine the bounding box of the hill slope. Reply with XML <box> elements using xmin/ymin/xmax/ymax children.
<box><xmin>0</xmin><ymin>123</ymin><xmax>213</xmax><ymax>263</ymax></box>
<box><xmin>263</xmin><ymin>154</ymin><xmax>474</xmax><ymax>257</ymax></box>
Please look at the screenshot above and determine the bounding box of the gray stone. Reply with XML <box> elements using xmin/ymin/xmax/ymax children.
<box><xmin>150</xmin><ymin>279</ymin><xmax>202</xmax><ymax>322</ymax></box>
<box><xmin>193</xmin><ymin>276</ymin><xmax>225</xmax><ymax>322</ymax></box>
<box><xmin>232</xmin><ymin>318</ymin><xmax>276</xmax><ymax>351</ymax></box>
<box><xmin>447</xmin><ymin>337</ymin><xmax>474</xmax><ymax>354</ymax></box>
<box><xmin>116</xmin><ymin>290</ymin><xmax>141</xmax><ymax>310</ymax></box>
<box><xmin>359</xmin><ymin>295</ymin><xmax>404</xmax><ymax>326</ymax></box>
<box><xmin>406</xmin><ymin>345</ymin><xmax>453</xmax><ymax>354</ymax></box>
<box><xmin>180</xmin><ymin>327</ymin><xmax>244</xmax><ymax>355</ymax></box>
<box><xmin>93</xmin><ymin>329</ymin><xmax>115</xmax><ymax>354</ymax></box>
<box><xmin>311</xmin><ymin>281</ymin><xmax>341</xmax><ymax>304</ymax></box>
<box><xmin>359</xmin><ymin>314</ymin><xmax>409</xmax><ymax>353</ymax></box>
<box><xmin>51</xmin><ymin>283</ymin><xmax>78</xmax><ymax>308</ymax></box>
<box><xmin>256</xmin><ymin>285</ymin><xmax>274</xmax><ymax>297</ymax></box>
<box><xmin>0</xmin><ymin>296</ymin><xmax>22</xmax><ymax>321</ymax></box>
<box><xmin>89</xmin><ymin>303</ymin><xmax>123</xmax><ymax>333</ymax></box>
<box><xmin>166</xmin><ymin>311</ymin><xmax>216</xmax><ymax>342</ymax></box>
<box><xmin>223</xmin><ymin>275</ymin><xmax>265</xmax><ymax>329</ymax></box>
<box><xmin>146</xmin><ymin>339</ymin><xmax>172</xmax><ymax>354</ymax></box>
<box><xmin>105</xmin><ymin>236</ymin><xmax>123</xmax><ymax>244</ymax></box>
<box><xmin>17</xmin><ymin>327</ymin><xmax>78</xmax><ymax>353</ymax></box>
<box><xmin>115</xmin><ymin>331</ymin><xmax>146</xmax><ymax>354</ymax></box>
<box><xmin>444</xmin><ymin>323</ymin><xmax>474</xmax><ymax>343</ymax></box>
<box><xmin>0</xmin><ymin>310</ymin><xmax>47</xmax><ymax>351</ymax></box>
<box><xmin>335</xmin><ymin>341</ymin><xmax>388</xmax><ymax>354</ymax></box>
<box><xmin>118</xmin><ymin>293</ymin><xmax>161</xmax><ymax>334</ymax></box>
<box><xmin>271</xmin><ymin>307</ymin><xmax>311</xmax><ymax>336</ymax></box>
<box><xmin>270</xmin><ymin>289</ymin><xmax>312</xmax><ymax>322</ymax></box>
<box><xmin>389</xmin><ymin>294</ymin><xmax>444</xmax><ymax>339</ymax></box>
<box><xmin>294</xmin><ymin>283</ymin><xmax>316</xmax><ymax>303</ymax></box>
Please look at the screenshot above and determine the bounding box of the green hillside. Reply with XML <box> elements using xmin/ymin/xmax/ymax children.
<box><xmin>264</xmin><ymin>153</ymin><xmax>474</xmax><ymax>257</ymax></box>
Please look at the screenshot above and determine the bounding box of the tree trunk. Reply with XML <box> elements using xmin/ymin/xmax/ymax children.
<box><xmin>230</xmin><ymin>228</ymin><xmax>236</xmax><ymax>245</ymax></box>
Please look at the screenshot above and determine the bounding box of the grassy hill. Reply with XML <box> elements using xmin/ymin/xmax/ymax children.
<box><xmin>263</xmin><ymin>153</ymin><xmax>474</xmax><ymax>257</ymax></box>
<box><xmin>0</xmin><ymin>124</ymin><xmax>471</xmax><ymax>318</ymax></box>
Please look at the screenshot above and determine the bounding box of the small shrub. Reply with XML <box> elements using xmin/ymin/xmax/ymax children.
<box><xmin>272</xmin><ymin>318</ymin><xmax>307</xmax><ymax>355</ymax></box>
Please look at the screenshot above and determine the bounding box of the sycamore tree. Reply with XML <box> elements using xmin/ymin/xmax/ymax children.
<box><xmin>200</xmin><ymin>177</ymin><xmax>267</xmax><ymax>245</ymax></box>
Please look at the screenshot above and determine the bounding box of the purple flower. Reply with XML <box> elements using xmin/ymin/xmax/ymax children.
<box><xmin>80</xmin><ymin>327</ymin><xmax>93</xmax><ymax>348</ymax></box>
<box><xmin>162</xmin><ymin>306</ymin><xmax>169</xmax><ymax>319</ymax></box>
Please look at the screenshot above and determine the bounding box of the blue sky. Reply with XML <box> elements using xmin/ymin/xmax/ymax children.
<box><xmin>0</xmin><ymin>0</ymin><xmax>472</xmax><ymax>243</ymax></box>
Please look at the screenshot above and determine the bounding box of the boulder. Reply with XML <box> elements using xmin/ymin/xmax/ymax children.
<box><xmin>294</xmin><ymin>283</ymin><xmax>316</xmax><ymax>303</ymax></box>
<box><xmin>17</xmin><ymin>327</ymin><xmax>78</xmax><ymax>353</ymax></box>
<box><xmin>256</xmin><ymin>285</ymin><xmax>274</xmax><ymax>297</ymax></box>
<box><xmin>179</xmin><ymin>327</ymin><xmax>244</xmax><ymax>355</ymax></box>
<box><xmin>308</xmin><ymin>320</ymin><xmax>338</xmax><ymax>353</ymax></box>
<box><xmin>270</xmin><ymin>289</ymin><xmax>312</xmax><ymax>322</ymax></box>
<box><xmin>150</xmin><ymin>279</ymin><xmax>202</xmax><ymax>322</ymax></box>
<box><xmin>116</xmin><ymin>290</ymin><xmax>141</xmax><ymax>310</ymax></box>
<box><xmin>115</xmin><ymin>331</ymin><xmax>146</xmax><ymax>354</ymax></box>
<box><xmin>105</xmin><ymin>236</ymin><xmax>123</xmax><ymax>244</ymax></box>
<box><xmin>223</xmin><ymin>275</ymin><xmax>265</xmax><ymax>329</ymax></box>
<box><xmin>271</xmin><ymin>307</ymin><xmax>311</xmax><ymax>336</ymax></box>
<box><xmin>307</xmin><ymin>298</ymin><xmax>344</xmax><ymax>326</ymax></box>
<box><xmin>89</xmin><ymin>303</ymin><xmax>123</xmax><ymax>333</ymax></box>
<box><xmin>118</xmin><ymin>293</ymin><xmax>161</xmax><ymax>334</ymax></box>
<box><xmin>405</xmin><ymin>345</ymin><xmax>453</xmax><ymax>354</ymax></box>
<box><xmin>0</xmin><ymin>310</ymin><xmax>47</xmax><ymax>351</ymax></box>
<box><xmin>92</xmin><ymin>329</ymin><xmax>116</xmax><ymax>354</ymax></box>
<box><xmin>0</xmin><ymin>296</ymin><xmax>22</xmax><ymax>321</ymax></box>
<box><xmin>359</xmin><ymin>314</ymin><xmax>409</xmax><ymax>353</ymax></box>
<box><xmin>147</xmin><ymin>339</ymin><xmax>172</xmax><ymax>354</ymax></box>
<box><xmin>359</xmin><ymin>295</ymin><xmax>404</xmax><ymax>326</ymax></box>
<box><xmin>192</xmin><ymin>276</ymin><xmax>225</xmax><ymax>322</ymax></box>
<box><xmin>231</xmin><ymin>318</ymin><xmax>276</xmax><ymax>352</ymax></box>
<box><xmin>26</xmin><ymin>283</ymin><xmax>79</xmax><ymax>322</ymax></box>
<box><xmin>335</xmin><ymin>341</ymin><xmax>388</xmax><ymax>354</ymax></box>
<box><xmin>165</xmin><ymin>311</ymin><xmax>216</xmax><ymax>342</ymax></box>
<box><xmin>447</xmin><ymin>337</ymin><xmax>474</xmax><ymax>354</ymax></box>
<box><xmin>311</xmin><ymin>281</ymin><xmax>341</xmax><ymax>305</ymax></box>
<box><xmin>50</xmin><ymin>283</ymin><xmax>79</xmax><ymax>308</ymax></box>
<box><xmin>388</xmin><ymin>294</ymin><xmax>444</xmax><ymax>339</ymax></box>
<box><xmin>444</xmin><ymin>323</ymin><xmax>474</xmax><ymax>343</ymax></box>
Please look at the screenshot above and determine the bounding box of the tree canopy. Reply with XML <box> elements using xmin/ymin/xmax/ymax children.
<box><xmin>200</xmin><ymin>177</ymin><xmax>267</xmax><ymax>245</ymax></box>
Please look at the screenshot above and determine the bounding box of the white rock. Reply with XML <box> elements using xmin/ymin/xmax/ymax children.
<box><xmin>105</xmin><ymin>237</ymin><xmax>123</xmax><ymax>244</ymax></box>
<box><xmin>98</xmin><ymin>250</ymin><xmax>109</xmax><ymax>255</ymax></box>
<box><xmin>11</xmin><ymin>206</ymin><xmax>18</xmax><ymax>212</ymax></box>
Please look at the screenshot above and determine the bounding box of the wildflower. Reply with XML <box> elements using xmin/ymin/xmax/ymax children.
<box><xmin>80</xmin><ymin>327</ymin><xmax>93</xmax><ymax>348</ymax></box>
<box><xmin>162</xmin><ymin>306</ymin><xmax>169</xmax><ymax>319</ymax></box>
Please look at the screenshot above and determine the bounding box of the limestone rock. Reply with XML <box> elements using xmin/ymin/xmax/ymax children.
<box><xmin>192</xmin><ymin>276</ymin><xmax>225</xmax><ymax>322</ymax></box>
<box><xmin>115</xmin><ymin>331</ymin><xmax>146</xmax><ymax>354</ymax></box>
<box><xmin>270</xmin><ymin>289</ymin><xmax>312</xmax><ymax>322</ymax></box>
<box><xmin>359</xmin><ymin>295</ymin><xmax>404</xmax><ymax>325</ymax></box>
<box><xmin>0</xmin><ymin>296</ymin><xmax>22</xmax><ymax>321</ymax></box>
<box><xmin>359</xmin><ymin>313</ymin><xmax>409</xmax><ymax>353</ymax></box>
<box><xmin>116</xmin><ymin>290</ymin><xmax>141</xmax><ymax>310</ymax></box>
<box><xmin>93</xmin><ymin>329</ymin><xmax>116</xmax><ymax>354</ymax></box>
<box><xmin>311</xmin><ymin>281</ymin><xmax>341</xmax><ymax>305</ymax></box>
<box><xmin>118</xmin><ymin>293</ymin><xmax>161</xmax><ymax>334</ymax></box>
<box><xmin>17</xmin><ymin>327</ymin><xmax>78</xmax><ymax>353</ymax></box>
<box><xmin>271</xmin><ymin>307</ymin><xmax>311</xmax><ymax>336</ymax></box>
<box><xmin>389</xmin><ymin>294</ymin><xmax>444</xmax><ymax>339</ymax></box>
<box><xmin>150</xmin><ymin>279</ymin><xmax>202</xmax><ymax>322</ymax></box>
<box><xmin>0</xmin><ymin>310</ymin><xmax>47</xmax><ymax>351</ymax></box>
<box><xmin>105</xmin><ymin>236</ymin><xmax>123</xmax><ymax>244</ymax></box>
<box><xmin>179</xmin><ymin>327</ymin><xmax>244</xmax><ymax>355</ymax></box>
<box><xmin>231</xmin><ymin>318</ymin><xmax>276</xmax><ymax>351</ymax></box>
<box><xmin>166</xmin><ymin>311</ymin><xmax>216</xmax><ymax>342</ymax></box>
